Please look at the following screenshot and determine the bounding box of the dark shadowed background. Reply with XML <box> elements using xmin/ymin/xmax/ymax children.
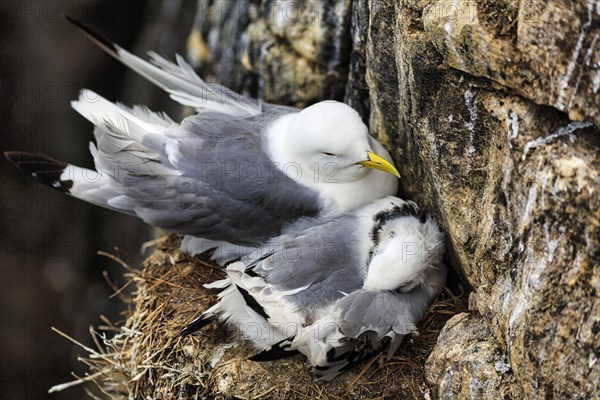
<box><xmin>0</xmin><ymin>1</ymin><xmax>196</xmax><ymax>398</ymax></box>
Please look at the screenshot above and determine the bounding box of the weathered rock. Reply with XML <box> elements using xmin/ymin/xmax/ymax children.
<box><xmin>187</xmin><ymin>0</ymin><xmax>352</xmax><ymax>106</ymax></box>
<box><xmin>343</xmin><ymin>0</ymin><xmax>371</xmax><ymax>119</ymax></box>
<box><xmin>362</xmin><ymin>1</ymin><xmax>600</xmax><ymax>398</ymax></box>
<box><xmin>424</xmin><ymin>312</ymin><xmax>522</xmax><ymax>399</ymax></box>
<box><xmin>423</xmin><ymin>0</ymin><xmax>600</xmax><ymax>127</ymax></box>
<box><xmin>187</xmin><ymin>0</ymin><xmax>255</xmax><ymax>92</ymax></box>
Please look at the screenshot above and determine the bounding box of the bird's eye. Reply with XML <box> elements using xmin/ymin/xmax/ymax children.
<box><xmin>389</xmin><ymin>231</ymin><xmax>396</xmax><ymax>238</ymax></box>
<box><xmin>322</xmin><ymin>152</ymin><xmax>336</xmax><ymax>156</ymax></box>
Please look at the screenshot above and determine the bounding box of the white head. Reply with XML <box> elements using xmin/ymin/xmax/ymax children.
<box><xmin>282</xmin><ymin>101</ymin><xmax>400</xmax><ymax>182</ymax></box>
<box><xmin>362</xmin><ymin>204</ymin><xmax>446</xmax><ymax>292</ymax></box>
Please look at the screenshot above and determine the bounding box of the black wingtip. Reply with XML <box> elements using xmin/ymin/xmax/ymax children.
<box><xmin>236</xmin><ymin>285</ymin><xmax>270</xmax><ymax>320</ymax></box>
<box><xmin>4</xmin><ymin>151</ymin><xmax>22</xmax><ymax>164</ymax></box>
<box><xmin>180</xmin><ymin>313</ymin><xmax>216</xmax><ymax>337</ymax></box>
<box><xmin>62</xmin><ymin>14</ymin><xmax>118</xmax><ymax>56</ymax></box>
<box><xmin>5</xmin><ymin>151</ymin><xmax>72</xmax><ymax>193</ymax></box>
<box><xmin>248</xmin><ymin>341</ymin><xmax>300</xmax><ymax>362</ymax></box>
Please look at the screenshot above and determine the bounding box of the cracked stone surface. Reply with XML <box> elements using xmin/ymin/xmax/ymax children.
<box><xmin>423</xmin><ymin>0</ymin><xmax>600</xmax><ymax>126</ymax></box>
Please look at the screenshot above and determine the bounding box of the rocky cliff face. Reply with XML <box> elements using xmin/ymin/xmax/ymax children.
<box><xmin>188</xmin><ymin>0</ymin><xmax>353</xmax><ymax>107</ymax></box>
<box><xmin>185</xmin><ymin>0</ymin><xmax>600</xmax><ymax>398</ymax></box>
<box><xmin>373</xmin><ymin>2</ymin><xmax>599</xmax><ymax>398</ymax></box>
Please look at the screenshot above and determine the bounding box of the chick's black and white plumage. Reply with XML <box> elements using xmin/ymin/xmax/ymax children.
<box><xmin>5</xmin><ymin>18</ymin><xmax>400</xmax><ymax>264</ymax></box>
<box><xmin>182</xmin><ymin>196</ymin><xmax>446</xmax><ymax>380</ymax></box>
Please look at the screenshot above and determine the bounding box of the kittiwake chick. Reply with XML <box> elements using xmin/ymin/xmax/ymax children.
<box><xmin>181</xmin><ymin>196</ymin><xmax>446</xmax><ymax>380</ymax></box>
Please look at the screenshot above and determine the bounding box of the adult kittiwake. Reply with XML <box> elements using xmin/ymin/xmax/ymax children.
<box><xmin>5</xmin><ymin>17</ymin><xmax>400</xmax><ymax>264</ymax></box>
<box><xmin>181</xmin><ymin>196</ymin><xmax>446</xmax><ymax>380</ymax></box>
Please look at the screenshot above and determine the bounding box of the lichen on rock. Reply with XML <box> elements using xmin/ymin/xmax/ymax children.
<box><xmin>423</xmin><ymin>0</ymin><xmax>600</xmax><ymax>126</ymax></box>
<box><xmin>376</xmin><ymin>1</ymin><xmax>600</xmax><ymax>398</ymax></box>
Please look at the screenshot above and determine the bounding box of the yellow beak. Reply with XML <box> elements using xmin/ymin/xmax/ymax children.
<box><xmin>358</xmin><ymin>151</ymin><xmax>401</xmax><ymax>178</ymax></box>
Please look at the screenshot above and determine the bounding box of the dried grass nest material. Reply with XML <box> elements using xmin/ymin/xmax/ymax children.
<box><xmin>53</xmin><ymin>234</ymin><xmax>466</xmax><ymax>399</ymax></box>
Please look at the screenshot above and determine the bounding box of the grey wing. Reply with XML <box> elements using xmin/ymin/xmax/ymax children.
<box><xmin>249</xmin><ymin>215</ymin><xmax>366</xmax><ymax>308</ymax></box>
<box><xmin>281</xmin><ymin>288</ymin><xmax>437</xmax><ymax>381</ymax></box>
<box><xmin>101</xmin><ymin>111</ymin><xmax>321</xmax><ymax>245</ymax></box>
<box><xmin>307</xmin><ymin>289</ymin><xmax>436</xmax><ymax>380</ymax></box>
<box><xmin>335</xmin><ymin>289</ymin><xmax>435</xmax><ymax>357</ymax></box>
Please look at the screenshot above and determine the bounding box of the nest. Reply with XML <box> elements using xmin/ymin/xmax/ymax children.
<box><xmin>51</xmin><ymin>234</ymin><xmax>467</xmax><ymax>399</ymax></box>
